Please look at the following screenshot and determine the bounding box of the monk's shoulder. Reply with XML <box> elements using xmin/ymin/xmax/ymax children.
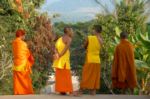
<box><xmin>126</xmin><ymin>41</ymin><xmax>134</xmax><ymax>48</ymax></box>
<box><xmin>66</xmin><ymin>36</ymin><xmax>72</xmax><ymax>43</ymax></box>
<box><xmin>88</xmin><ymin>35</ymin><xmax>95</xmax><ymax>39</ymax></box>
<box><xmin>20</xmin><ymin>40</ymin><xmax>27</xmax><ymax>46</ymax></box>
<box><xmin>88</xmin><ymin>35</ymin><xmax>92</xmax><ymax>38</ymax></box>
<box><xmin>62</xmin><ymin>36</ymin><xmax>72</xmax><ymax>45</ymax></box>
<box><xmin>12</xmin><ymin>38</ymin><xmax>20</xmax><ymax>45</ymax></box>
<box><xmin>18</xmin><ymin>39</ymin><xmax>28</xmax><ymax>47</ymax></box>
<box><xmin>116</xmin><ymin>43</ymin><xmax>125</xmax><ymax>51</ymax></box>
<box><xmin>56</xmin><ymin>37</ymin><xmax>61</xmax><ymax>43</ymax></box>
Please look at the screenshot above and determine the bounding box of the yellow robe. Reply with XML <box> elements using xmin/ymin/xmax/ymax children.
<box><xmin>53</xmin><ymin>37</ymin><xmax>70</xmax><ymax>69</ymax></box>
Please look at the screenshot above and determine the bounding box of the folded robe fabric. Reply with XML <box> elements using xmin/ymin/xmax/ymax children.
<box><xmin>55</xmin><ymin>67</ymin><xmax>73</xmax><ymax>93</ymax></box>
<box><xmin>12</xmin><ymin>38</ymin><xmax>34</xmax><ymax>95</ymax></box>
<box><xmin>112</xmin><ymin>39</ymin><xmax>137</xmax><ymax>89</ymax></box>
<box><xmin>80</xmin><ymin>63</ymin><xmax>100</xmax><ymax>90</ymax></box>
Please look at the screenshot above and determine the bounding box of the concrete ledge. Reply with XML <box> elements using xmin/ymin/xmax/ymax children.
<box><xmin>0</xmin><ymin>94</ymin><xmax>149</xmax><ymax>99</ymax></box>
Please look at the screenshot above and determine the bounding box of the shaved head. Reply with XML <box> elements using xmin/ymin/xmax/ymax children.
<box><xmin>64</xmin><ymin>26</ymin><xmax>71</xmax><ymax>34</ymax></box>
<box><xmin>64</xmin><ymin>26</ymin><xmax>73</xmax><ymax>38</ymax></box>
<box><xmin>120</xmin><ymin>32</ymin><xmax>128</xmax><ymax>39</ymax></box>
<box><xmin>93</xmin><ymin>24</ymin><xmax>102</xmax><ymax>33</ymax></box>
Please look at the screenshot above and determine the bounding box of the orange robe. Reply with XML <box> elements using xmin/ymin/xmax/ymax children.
<box><xmin>80</xmin><ymin>63</ymin><xmax>100</xmax><ymax>90</ymax></box>
<box><xmin>12</xmin><ymin>38</ymin><xmax>34</xmax><ymax>95</ymax></box>
<box><xmin>80</xmin><ymin>36</ymin><xmax>101</xmax><ymax>90</ymax></box>
<box><xmin>112</xmin><ymin>39</ymin><xmax>137</xmax><ymax>89</ymax></box>
<box><xmin>55</xmin><ymin>66</ymin><xmax>73</xmax><ymax>93</ymax></box>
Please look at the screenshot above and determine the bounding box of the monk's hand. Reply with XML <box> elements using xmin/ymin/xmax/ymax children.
<box><xmin>53</xmin><ymin>53</ymin><xmax>59</xmax><ymax>60</ymax></box>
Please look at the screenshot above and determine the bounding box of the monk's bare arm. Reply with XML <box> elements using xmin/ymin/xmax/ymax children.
<box><xmin>54</xmin><ymin>47</ymin><xmax>59</xmax><ymax>54</ymax></box>
<box><xmin>59</xmin><ymin>37</ymin><xmax>72</xmax><ymax>57</ymax></box>
<box><xmin>82</xmin><ymin>38</ymin><xmax>88</xmax><ymax>49</ymax></box>
<box><xmin>99</xmin><ymin>34</ymin><xmax>103</xmax><ymax>45</ymax></box>
<box><xmin>53</xmin><ymin>47</ymin><xmax>59</xmax><ymax>60</ymax></box>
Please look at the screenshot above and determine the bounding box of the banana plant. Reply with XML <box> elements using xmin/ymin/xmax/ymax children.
<box><xmin>0</xmin><ymin>47</ymin><xmax>12</xmax><ymax>80</ymax></box>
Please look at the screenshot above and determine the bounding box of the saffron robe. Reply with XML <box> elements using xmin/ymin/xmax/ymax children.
<box><xmin>112</xmin><ymin>39</ymin><xmax>137</xmax><ymax>89</ymax></box>
<box><xmin>12</xmin><ymin>38</ymin><xmax>34</xmax><ymax>95</ymax></box>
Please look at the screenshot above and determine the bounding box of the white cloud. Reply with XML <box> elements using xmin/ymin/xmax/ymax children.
<box><xmin>49</xmin><ymin>7</ymin><xmax>100</xmax><ymax>22</ymax></box>
<box><xmin>73</xmin><ymin>7</ymin><xmax>101</xmax><ymax>14</ymax></box>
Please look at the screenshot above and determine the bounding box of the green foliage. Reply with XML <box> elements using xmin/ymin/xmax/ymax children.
<box><xmin>0</xmin><ymin>0</ymin><xmax>52</xmax><ymax>94</ymax></box>
<box><xmin>94</xmin><ymin>0</ymin><xmax>150</xmax><ymax>94</ymax></box>
<box><xmin>0</xmin><ymin>46</ymin><xmax>13</xmax><ymax>95</ymax></box>
<box><xmin>116</xmin><ymin>0</ymin><xmax>147</xmax><ymax>34</ymax></box>
<box><xmin>31</xmin><ymin>0</ymin><xmax>45</xmax><ymax>8</ymax></box>
<box><xmin>148</xmin><ymin>23</ymin><xmax>150</xmax><ymax>39</ymax></box>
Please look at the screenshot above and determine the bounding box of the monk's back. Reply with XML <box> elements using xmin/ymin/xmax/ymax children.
<box><xmin>117</xmin><ymin>40</ymin><xmax>134</xmax><ymax>64</ymax></box>
<box><xmin>112</xmin><ymin>39</ymin><xmax>137</xmax><ymax>89</ymax></box>
<box><xmin>117</xmin><ymin>40</ymin><xmax>133</xmax><ymax>54</ymax></box>
<box><xmin>117</xmin><ymin>40</ymin><xmax>134</xmax><ymax>65</ymax></box>
<box><xmin>12</xmin><ymin>38</ymin><xmax>29</xmax><ymax>66</ymax></box>
<box><xmin>86</xmin><ymin>35</ymin><xmax>101</xmax><ymax>63</ymax></box>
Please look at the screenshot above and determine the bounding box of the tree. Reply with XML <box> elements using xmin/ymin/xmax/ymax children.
<box><xmin>0</xmin><ymin>0</ymin><xmax>53</xmax><ymax>94</ymax></box>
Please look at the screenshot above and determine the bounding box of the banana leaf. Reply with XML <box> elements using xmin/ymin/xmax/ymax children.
<box><xmin>115</xmin><ymin>26</ymin><xmax>121</xmax><ymax>37</ymax></box>
<box><xmin>135</xmin><ymin>59</ymin><xmax>150</xmax><ymax>71</ymax></box>
<box><xmin>137</xmin><ymin>33</ymin><xmax>150</xmax><ymax>50</ymax></box>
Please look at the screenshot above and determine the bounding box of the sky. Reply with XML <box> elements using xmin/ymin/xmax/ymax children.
<box><xmin>40</xmin><ymin>0</ymin><xmax>115</xmax><ymax>23</ymax></box>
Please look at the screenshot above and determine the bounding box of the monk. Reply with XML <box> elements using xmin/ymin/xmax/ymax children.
<box><xmin>12</xmin><ymin>29</ymin><xmax>34</xmax><ymax>95</ymax></box>
<box><xmin>112</xmin><ymin>32</ymin><xmax>137</xmax><ymax>94</ymax></box>
<box><xmin>53</xmin><ymin>27</ymin><xmax>73</xmax><ymax>95</ymax></box>
<box><xmin>80</xmin><ymin>25</ymin><xmax>103</xmax><ymax>95</ymax></box>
